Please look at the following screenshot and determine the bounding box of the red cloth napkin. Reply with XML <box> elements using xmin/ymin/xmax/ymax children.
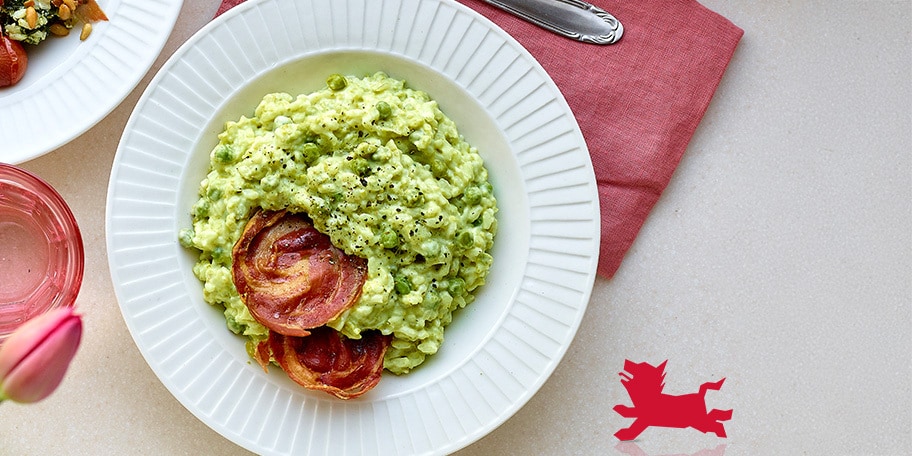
<box><xmin>215</xmin><ymin>0</ymin><xmax>743</xmax><ymax>278</ymax></box>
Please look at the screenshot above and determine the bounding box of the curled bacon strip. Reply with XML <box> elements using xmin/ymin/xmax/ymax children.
<box><xmin>232</xmin><ymin>210</ymin><xmax>368</xmax><ymax>337</ymax></box>
<box><xmin>262</xmin><ymin>327</ymin><xmax>391</xmax><ymax>399</ymax></box>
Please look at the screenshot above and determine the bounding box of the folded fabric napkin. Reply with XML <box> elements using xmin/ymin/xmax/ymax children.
<box><xmin>215</xmin><ymin>0</ymin><xmax>743</xmax><ymax>278</ymax></box>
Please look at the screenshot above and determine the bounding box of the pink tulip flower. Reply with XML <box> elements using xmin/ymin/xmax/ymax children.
<box><xmin>0</xmin><ymin>307</ymin><xmax>83</xmax><ymax>403</ymax></box>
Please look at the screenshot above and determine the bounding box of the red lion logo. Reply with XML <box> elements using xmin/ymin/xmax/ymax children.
<box><xmin>614</xmin><ymin>360</ymin><xmax>732</xmax><ymax>440</ymax></box>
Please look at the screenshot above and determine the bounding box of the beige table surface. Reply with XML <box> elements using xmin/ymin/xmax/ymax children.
<box><xmin>3</xmin><ymin>1</ymin><xmax>910</xmax><ymax>455</ymax></box>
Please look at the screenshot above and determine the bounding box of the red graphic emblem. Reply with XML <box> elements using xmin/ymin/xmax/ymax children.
<box><xmin>614</xmin><ymin>360</ymin><xmax>732</xmax><ymax>440</ymax></box>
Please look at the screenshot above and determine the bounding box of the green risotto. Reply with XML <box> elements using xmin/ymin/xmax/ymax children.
<box><xmin>180</xmin><ymin>72</ymin><xmax>498</xmax><ymax>374</ymax></box>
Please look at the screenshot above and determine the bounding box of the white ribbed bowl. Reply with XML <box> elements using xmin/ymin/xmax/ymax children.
<box><xmin>106</xmin><ymin>0</ymin><xmax>599</xmax><ymax>454</ymax></box>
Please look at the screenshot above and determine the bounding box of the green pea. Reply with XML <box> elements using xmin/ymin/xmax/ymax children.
<box><xmin>394</xmin><ymin>274</ymin><xmax>411</xmax><ymax>295</ymax></box>
<box><xmin>380</xmin><ymin>228</ymin><xmax>398</xmax><ymax>249</ymax></box>
<box><xmin>463</xmin><ymin>186</ymin><xmax>482</xmax><ymax>204</ymax></box>
<box><xmin>207</xmin><ymin>187</ymin><xmax>223</xmax><ymax>201</ymax></box>
<box><xmin>457</xmin><ymin>230</ymin><xmax>474</xmax><ymax>248</ymax></box>
<box><xmin>300</xmin><ymin>142</ymin><xmax>322</xmax><ymax>164</ymax></box>
<box><xmin>193</xmin><ymin>200</ymin><xmax>210</xmax><ymax>218</ymax></box>
<box><xmin>481</xmin><ymin>181</ymin><xmax>494</xmax><ymax>196</ymax></box>
<box><xmin>430</xmin><ymin>159</ymin><xmax>448</xmax><ymax>178</ymax></box>
<box><xmin>376</xmin><ymin>101</ymin><xmax>392</xmax><ymax>120</ymax></box>
<box><xmin>178</xmin><ymin>228</ymin><xmax>195</xmax><ymax>248</ymax></box>
<box><xmin>351</xmin><ymin>157</ymin><xmax>370</xmax><ymax>176</ymax></box>
<box><xmin>226</xmin><ymin>316</ymin><xmax>242</xmax><ymax>334</ymax></box>
<box><xmin>326</xmin><ymin>74</ymin><xmax>347</xmax><ymax>91</ymax></box>
<box><xmin>214</xmin><ymin>144</ymin><xmax>234</xmax><ymax>163</ymax></box>
<box><xmin>212</xmin><ymin>246</ymin><xmax>227</xmax><ymax>264</ymax></box>
<box><xmin>448</xmin><ymin>278</ymin><xmax>466</xmax><ymax>296</ymax></box>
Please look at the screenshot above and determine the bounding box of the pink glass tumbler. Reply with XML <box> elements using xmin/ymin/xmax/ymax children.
<box><xmin>0</xmin><ymin>163</ymin><xmax>84</xmax><ymax>344</ymax></box>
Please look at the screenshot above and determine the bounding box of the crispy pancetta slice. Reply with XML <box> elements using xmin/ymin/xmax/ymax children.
<box><xmin>232</xmin><ymin>209</ymin><xmax>367</xmax><ymax>337</ymax></box>
<box><xmin>261</xmin><ymin>327</ymin><xmax>391</xmax><ymax>399</ymax></box>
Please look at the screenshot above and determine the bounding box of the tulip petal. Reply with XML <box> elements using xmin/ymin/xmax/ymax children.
<box><xmin>0</xmin><ymin>308</ymin><xmax>82</xmax><ymax>403</ymax></box>
<box><xmin>0</xmin><ymin>307</ymin><xmax>75</xmax><ymax>378</ymax></box>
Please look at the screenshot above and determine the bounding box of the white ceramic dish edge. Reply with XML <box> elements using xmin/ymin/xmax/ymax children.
<box><xmin>0</xmin><ymin>0</ymin><xmax>184</xmax><ymax>163</ymax></box>
<box><xmin>106</xmin><ymin>0</ymin><xmax>600</xmax><ymax>454</ymax></box>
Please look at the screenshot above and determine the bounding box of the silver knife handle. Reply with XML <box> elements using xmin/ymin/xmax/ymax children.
<box><xmin>484</xmin><ymin>0</ymin><xmax>623</xmax><ymax>45</ymax></box>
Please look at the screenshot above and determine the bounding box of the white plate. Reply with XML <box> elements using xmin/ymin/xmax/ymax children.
<box><xmin>0</xmin><ymin>0</ymin><xmax>183</xmax><ymax>164</ymax></box>
<box><xmin>106</xmin><ymin>0</ymin><xmax>599</xmax><ymax>454</ymax></box>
